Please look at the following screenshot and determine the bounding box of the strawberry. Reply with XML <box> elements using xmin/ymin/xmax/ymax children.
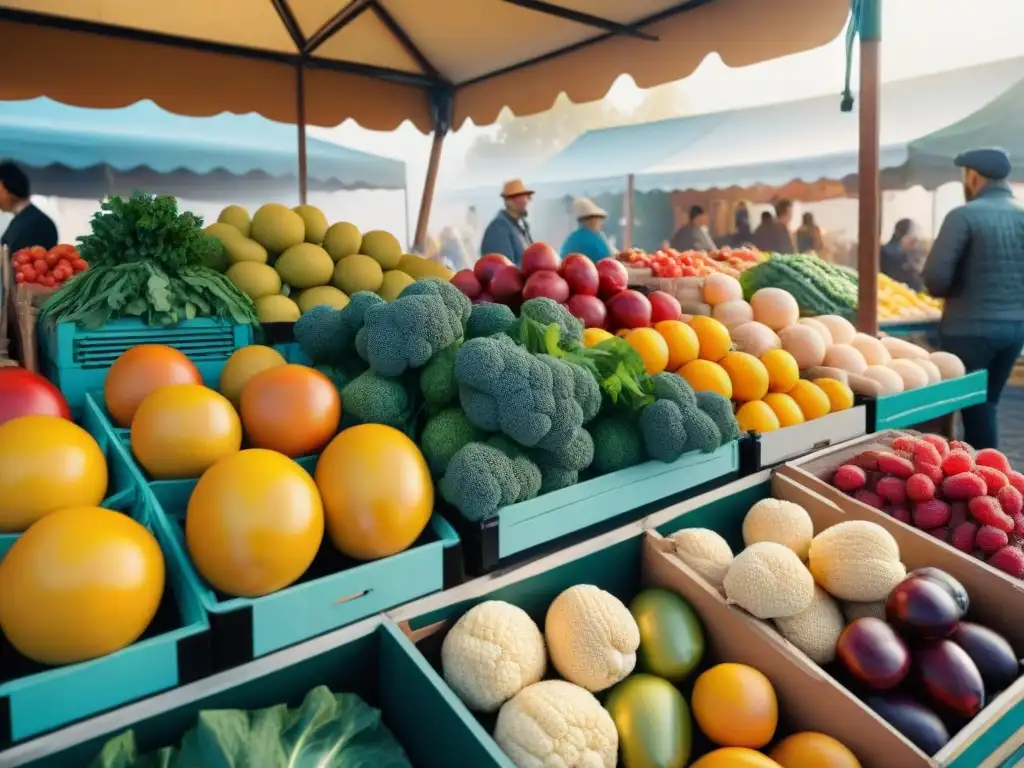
<box><xmin>891</xmin><ymin>435</ymin><xmax>919</xmax><ymax>453</ymax></box>
<box><xmin>877</xmin><ymin>453</ymin><xmax>915</xmax><ymax>479</ymax></box>
<box><xmin>913</xmin><ymin>441</ymin><xmax>942</xmax><ymax>468</ymax></box>
<box><xmin>942</xmin><ymin>472</ymin><xmax>987</xmax><ymax>500</ymax></box>
<box><xmin>913</xmin><ymin>461</ymin><xmax>943</xmax><ymax>486</ymax></box>
<box><xmin>854</xmin><ymin>489</ymin><xmax>885</xmax><ymax>510</ymax></box>
<box><xmin>876</xmin><ymin>476</ymin><xmax>908</xmax><ymax>505</ymax></box>
<box><xmin>1012</xmin><ymin>511</ymin><xmax>1024</xmax><ymax>537</ymax></box>
<box><xmin>988</xmin><ymin>546</ymin><xmax>1024</xmax><ymax>578</ymax></box>
<box><xmin>968</xmin><ymin>496</ymin><xmax>1015</xmax><ymax>532</ymax></box>
<box><xmin>949</xmin><ymin>501</ymin><xmax>969</xmax><ymax>529</ymax></box>
<box><xmin>895</xmin><ymin>450</ymin><xmax>914</xmax><ymax>463</ymax></box>
<box><xmin>887</xmin><ymin>504</ymin><xmax>911</xmax><ymax>525</ymax></box>
<box><xmin>927</xmin><ymin>526</ymin><xmax>950</xmax><ymax>543</ymax></box>
<box><xmin>1008</xmin><ymin>471</ymin><xmax>1024</xmax><ymax>495</ymax></box>
<box><xmin>941</xmin><ymin>450</ymin><xmax>975</xmax><ymax>477</ymax></box>
<box><xmin>919</xmin><ymin>434</ymin><xmax>950</xmax><ymax>458</ymax></box>
<box><xmin>833</xmin><ymin>465</ymin><xmax>867</xmax><ymax>493</ymax></box>
<box><xmin>977</xmin><ymin>525</ymin><xmax>1009</xmax><ymax>554</ymax></box>
<box><xmin>975</xmin><ymin>466</ymin><xmax>1009</xmax><ymax>492</ymax></box>
<box><xmin>906</xmin><ymin>474</ymin><xmax>936</xmax><ymax>503</ymax></box>
<box><xmin>997</xmin><ymin>485</ymin><xmax>1024</xmax><ymax>517</ymax></box>
<box><xmin>976</xmin><ymin>448</ymin><xmax>1012</xmax><ymax>475</ymax></box>
<box><xmin>847</xmin><ymin>450</ymin><xmax>881</xmax><ymax>471</ymax></box>
<box><xmin>913</xmin><ymin>499</ymin><xmax>951</xmax><ymax>529</ymax></box>
<box><xmin>951</xmin><ymin>521</ymin><xmax>978</xmax><ymax>553</ymax></box>
<box><xmin>950</xmin><ymin>440</ymin><xmax>975</xmax><ymax>456</ymax></box>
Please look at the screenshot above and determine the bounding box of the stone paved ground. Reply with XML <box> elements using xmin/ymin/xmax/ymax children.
<box><xmin>1000</xmin><ymin>385</ymin><xmax>1024</xmax><ymax>470</ymax></box>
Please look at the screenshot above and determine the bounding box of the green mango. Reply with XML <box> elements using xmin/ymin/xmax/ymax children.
<box><xmin>605</xmin><ymin>674</ymin><xmax>692</xmax><ymax>768</ymax></box>
<box><xmin>630</xmin><ymin>588</ymin><xmax>705</xmax><ymax>683</ymax></box>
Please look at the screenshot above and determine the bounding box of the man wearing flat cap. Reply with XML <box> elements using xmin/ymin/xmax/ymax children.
<box><xmin>480</xmin><ymin>179</ymin><xmax>534</xmax><ymax>266</ymax></box>
<box><xmin>923</xmin><ymin>147</ymin><xmax>1024</xmax><ymax>450</ymax></box>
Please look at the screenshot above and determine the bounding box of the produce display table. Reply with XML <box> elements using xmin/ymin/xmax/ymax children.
<box><xmin>863</xmin><ymin>370</ymin><xmax>988</xmax><ymax>432</ymax></box>
<box><xmin>738</xmin><ymin>405</ymin><xmax>867</xmax><ymax>472</ymax></box>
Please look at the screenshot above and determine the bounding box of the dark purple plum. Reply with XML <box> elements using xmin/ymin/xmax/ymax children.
<box><xmin>951</xmin><ymin>622</ymin><xmax>1021</xmax><ymax>692</ymax></box>
<box><xmin>907</xmin><ymin>567</ymin><xmax>969</xmax><ymax>616</ymax></box>
<box><xmin>886</xmin><ymin>577</ymin><xmax>961</xmax><ymax>639</ymax></box>
<box><xmin>836</xmin><ymin>617</ymin><xmax>910</xmax><ymax>691</ymax></box>
<box><xmin>917</xmin><ymin>639</ymin><xmax>985</xmax><ymax>718</ymax></box>
<box><xmin>867</xmin><ymin>694</ymin><xmax>950</xmax><ymax>755</ymax></box>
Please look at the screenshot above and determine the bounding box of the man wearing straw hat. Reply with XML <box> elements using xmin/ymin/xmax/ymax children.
<box><xmin>480</xmin><ymin>179</ymin><xmax>534</xmax><ymax>266</ymax></box>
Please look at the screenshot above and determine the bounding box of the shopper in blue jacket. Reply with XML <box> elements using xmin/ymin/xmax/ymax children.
<box><xmin>560</xmin><ymin>197</ymin><xmax>614</xmax><ymax>262</ymax></box>
<box><xmin>480</xmin><ymin>179</ymin><xmax>534</xmax><ymax>266</ymax></box>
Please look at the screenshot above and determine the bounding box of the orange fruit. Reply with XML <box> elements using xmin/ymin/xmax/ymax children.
<box><xmin>761</xmin><ymin>349</ymin><xmax>800</xmax><ymax>393</ymax></box>
<box><xmin>582</xmin><ymin>327</ymin><xmax>613</xmax><ymax>348</ymax></box>
<box><xmin>762</xmin><ymin>393</ymin><xmax>805</xmax><ymax>428</ymax></box>
<box><xmin>0</xmin><ymin>415</ymin><xmax>107</xmax><ymax>533</ymax></box>
<box><xmin>735</xmin><ymin>401</ymin><xmax>781</xmax><ymax>434</ymax></box>
<box><xmin>0</xmin><ymin>506</ymin><xmax>164</xmax><ymax>665</ymax></box>
<box><xmin>616</xmin><ymin>328</ymin><xmax>631</xmax><ymax>338</ymax></box>
<box><xmin>240</xmin><ymin>364</ymin><xmax>341</xmax><ymax>458</ymax></box>
<box><xmin>770</xmin><ymin>732</ymin><xmax>862</xmax><ymax>767</ymax></box>
<box><xmin>720</xmin><ymin>351</ymin><xmax>770</xmax><ymax>402</ymax></box>
<box><xmin>131</xmin><ymin>384</ymin><xmax>242</xmax><ymax>480</ymax></box>
<box><xmin>679</xmin><ymin>360</ymin><xmax>733</xmax><ymax>399</ymax></box>
<box><xmin>691</xmin><ymin>748</ymin><xmax>782</xmax><ymax>768</ymax></box>
<box><xmin>692</xmin><ymin>663</ymin><xmax>778</xmax><ymax>748</ymax></box>
<box><xmin>104</xmin><ymin>344</ymin><xmax>202</xmax><ymax>427</ymax></box>
<box><xmin>813</xmin><ymin>378</ymin><xmax>855</xmax><ymax>412</ymax></box>
<box><xmin>186</xmin><ymin>449</ymin><xmax>324</xmax><ymax>597</ymax></box>
<box><xmin>689</xmin><ymin>316</ymin><xmax>732</xmax><ymax>362</ymax></box>
<box><xmin>655</xmin><ymin>320</ymin><xmax>700</xmax><ymax>370</ymax></box>
<box><xmin>218</xmin><ymin>345</ymin><xmax>287</xmax><ymax>407</ymax></box>
<box><xmin>626</xmin><ymin>328</ymin><xmax>670</xmax><ymax>375</ymax></box>
<box><xmin>316</xmin><ymin>424</ymin><xmax>433</xmax><ymax>561</ymax></box>
<box><xmin>788</xmin><ymin>380</ymin><xmax>832</xmax><ymax>420</ymax></box>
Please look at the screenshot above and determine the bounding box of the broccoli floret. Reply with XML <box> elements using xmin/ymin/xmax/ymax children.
<box><xmin>695</xmin><ymin>391</ymin><xmax>741</xmax><ymax>443</ymax></box>
<box><xmin>681</xmin><ymin>404</ymin><xmax>723</xmax><ymax>453</ymax></box>
<box><xmin>294</xmin><ymin>293</ymin><xmax>384</xmax><ymax>366</ymax></box>
<box><xmin>540</xmin><ymin>467</ymin><xmax>579</xmax><ymax>494</ymax></box>
<box><xmin>399</xmin><ymin>278</ymin><xmax>471</xmax><ymax>329</ymax></box>
<box><xmin>651</xmin><ymin>372</ymin><xmax>697</xmax><ymax>410</ymax></box>
<box><xmin>419</xmin><ymin>342</ymin><xmax>460</xmax><ymax>407</ymax></box>
<box><xmin>420</xmin><ymin>408</ymin><xmax>483</xmax><ymax>476</ymax></box>
<box><xmin>359</xmin><ymin>294</ymin><xmax>462</xmax><ymax>377</ymax></box>
<box><xmin>567</xmin><ymin>360</ymin><xmax>602</xmax><ymax>424</ymax></box>
<box><xmin>340</xmin><ymin>370</ymin><xmax>415</xmax><ymax>433</ymax></box>
<box><xmin>510</xmin><ymin>297</ymin><xmax>584</xmax><ymax>345</ymax></box>
<box><xmin>313</xmin><ymin>363</ymin><xmax>351</xmax><ymax>394</ymax></box>
<box><xmin>439</xmin><ymin>443</ymin><xmax>522</xmax><ymax>521</ymax></box>
<box><xmin>639</xmin><ymin>399</ymin><xmax>690</xmax><ymax>463</ymax></box>
<box><xmin>531</xmin><ymin>428</ymin><xmax>594</xmax><ymax>474</ymax></box>
<box><xmin>533</xmin><ymin>355</ymin><xmax>585</xmax><ymax>453</ymax></box>
<box><xmin>486</xmin><ymin>435</ymin><xmax>542</xmax><ymax>502</ymax></box>
<box><xmin>466</xmin><ymin>302</ymin><xmax>517</xmax><ymax>339</ymax></box>
<box><xmin>591</xmin><ymin>416</ymin><xmax>646</xmax><ymax>474</ymax></box>
<box><xmin>455</xmin><ymin>335</ymin><xmax>558</xmax><ymax>448</ymax></box>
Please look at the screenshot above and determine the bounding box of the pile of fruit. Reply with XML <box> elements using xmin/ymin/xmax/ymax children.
<box><xmin>11</xmin><ymin>244</ymin><xmax>87</xmax><ymax>288</ymax></box>
<box><xmin>620</xmin><ymin>246</ymin><xmax>763</xmax><ymax>278</ymax></box>
<box><xmin>439</xmin><ymin>583</ymin><xmax>861</xmax><ymax>767</ymax></box>
<box><xmin>205</xmin><ymin>203</ymin><xmax>448</xmax><ymax>324</ymax></box>
<box><xmin>831</xmin><ymin>433</ymin><xmax>1024</xmax><ymax>578</ymax></box>
<box><xmin>670</xmin><ymin>497</ymin><xmax>1020</xmax><ymax>756</ymax></box>
<box><xmin>878</xmin><ymin>272</ymin><xmax>942</xmax><ymax>322</ymax></box>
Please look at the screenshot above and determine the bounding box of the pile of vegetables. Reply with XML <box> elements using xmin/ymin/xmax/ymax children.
<box><xmin>740</xmin><ymin>253</ymin><xmax>858</xmax><ymax>319</ymax></box>
<box><xmin>294</xmin><ymin>280</ymin><xmax>741</xmax><ymax>523</ymax></box>
<box><xmin>41</xmin><ymin>193</ymin><xmax>257</xmax><ymax>328</ymax></box>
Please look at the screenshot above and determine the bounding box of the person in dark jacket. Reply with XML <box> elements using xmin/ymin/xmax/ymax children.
<box><xmin>670</xmin><ymin>205</ymin><xmax>716</xmax><ymax>251</ymax></box>
<box><xmin>922</xmin><ymin>147</ymin><xmax>1024</xmax><ymax>450</ymax></box>
<box><xmin>753</xmin><ymin>199</ymin><xmax>796</xmax><ymax>254</ymax></box>
<box><xmin>0</xmin><ymin>162</ymin><xmax>57</xmax><ymax>253</ymax></box>
<box><xmin>795</xmin><ymin>212</ymin><xmax>824</xmax><ymax>254</ymax></box>
<box><xmin>880</xmin><ymin>219</ymin><xmax>925</xmax><ymax>291</ymax></box>
<box><xmin>480</xmin><ymin>179</ymin><xmax>534</xmax><ymax>265</ymax></box>
<box><xmin>729</xmin><ymin>201</ymin><xmax>753</xmax><ymax>246</ymax></box>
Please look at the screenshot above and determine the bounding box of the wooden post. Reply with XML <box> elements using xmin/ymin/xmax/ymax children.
<box><xmin>856</xmin><ymin>0</ymin><xmax>882</xmax><ymax>335</ymax></box>
<box><xmin>414</xmin><ymin>86</ymin><xmax>454</xmax><ymax>253</ymax></box>
<box><xmin>623</xmin><ymin>174</ymin><xmax>635</xmax><ymax>249</ymax></box>
<box><xmin>296</xmin><ymin>62</ymin><xmax>308</xmax><ymax>205</ymax></box>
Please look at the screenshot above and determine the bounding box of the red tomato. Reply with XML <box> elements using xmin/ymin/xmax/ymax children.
<box><xmin>0</xmin><ymin>369</ymin><xmax>71</xmax><ymax>425</ymax></box>
<box><xmin>29</xmin><ymin>246</ymin><xmax>46</xmax><ymax>258</ymax></box>
<box><xmin>44</xmin><ymin>251</ymin><xmax>59</xmax><ymax>267</ymax></box>
<box><xmin>21</xmin><ymin>265</ymin><xmax>36</xmax><ymax>281</ymax></box>
<box><xmin>40</xmin><ymin>275</ymin><xmax>56</xmax><ymax>288</ymax></box>
<box><xmin>32</xmin><ymin>259</ymin><xmax>48</xmax><ymax>274</ymax></box>
<box><xmin>14</xmin><ymin>273</ymin><xmax>25</xmax><ymax>284</ymax></box>
<box><xmin>72</xmin><ymin>259</ymin><xmax>88</xmax><ymax>272</ymax></box>
<box><xmin>56</xmin><ymin>259</ymin><xmax>71</xmax><ymax>272</ymax></box>
<box><xmin>12</xmin><ymin>252</ymin><xmax>29</xmax><ymax>266</ymax></box>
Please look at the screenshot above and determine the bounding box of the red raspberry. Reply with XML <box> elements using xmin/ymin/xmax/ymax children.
<box><xmin>943</xmin><ymin>472</ymin><xmax>987</xmax><ymax>500</ymax></box>
<box><xmin>877</xmin><ymin>453</ymin><xmax>915</xmax><ymax>479</ymax></box>
<box><xmin>988</xmin><ymin>545</ymin><xmax>1024</xmax><ymax>578</ymax></box>
<box><xmin>891</xmin><ymin>435</ymin><xmax>919</xmax><ymax>453</ymax></box>
<box><xmin>1008</xmin><ymin>471</ymin><xmax>1024</xmax><ymax>495</ymax></box>
<box><xmin>927</xmin><ymin>526</ymin><xmax>950</xmax><ymax>543</ymax></box>
<box><xmin>997</xmin><ymin>485</ymin><xmax>1024</xmax><ymax>517</ymax></box>
<box><xmin>968</xmin><ymin>496</ymin><xmax>1015</xmax><ymax>532</ymax></box>
<box><xmin>948</xmin><ymin>501</ymin><xmax>969</xmax><ymax>529</ymax></box>
<box><xmin>977</xmin><ymin>525</ymin><xmax>1009</xmax><ymax>553</ymax></box>
<box><xmin>906</xmin><ymin>473</ymin><xmax>936</xmax><ymax>503</ymax></box>
<box><xmin>876</xmin><ymin>476</ymin><xmax>908</xmax><ymax>505</ymax></box>
<box><xmin>919</xmin><ymin>434</ymin><xmax>950</xmax><ymax>458</ymax></box>
<box><xmin>976</xmin><ymin>448</ymin><xmax>1012</xmax><ymax>475</ymax></box>
<box><xmin>854</xmin><ymin>489</ymin><xmax>885</xmax><ymax>510</ymax></box>
<box><xmin>833</xmin><ymin>465</ymin><xmax>867</xmax><ymax>493</ymax></box>
<box><xmin>950</xmin><ymin>440</ymin><xmax>975</xmax><ymax>456</ymax></box>
<box><xmin>951</xmin><ymin>521</ymin><xmax>978</xmax><ymax>553</ymax></box>
<box><xmin>887</xmin><ymin>504</ymin><xmax>911</xmax><ymax>525</ymax></box>
<box><xmin>941</xmin><ymin>450</ymin><xmax>975</xmax><ymax>477</ymax></box>
<box><xmin>975</xmin><ymin>466</ymin><xmax>1009</xmax><ymax>492</ymax></box>
<box><xmin>913</xmin><ymin>441</ymin><xmax>942</xmax><ymax>468</ymax></box>
<box><xmin>913</xmin><ymin>499</ymin><xmax>951</xmax><ymax>529</ymax></box>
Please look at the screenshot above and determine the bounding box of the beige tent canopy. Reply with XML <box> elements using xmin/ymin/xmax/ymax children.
<box><xmin>0</xmin><ymin>0</ymin><xmax>850</xmax><ymax>243</ymax></box>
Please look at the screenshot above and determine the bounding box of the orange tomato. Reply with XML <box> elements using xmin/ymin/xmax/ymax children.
<box><xmin>0</xmin><ymin>506</ymin><xmax>164</xmax><ymax>665</ymax></box>
<box><xmin>626</xmin><ymin>328</ymin><xmax>670</xmax><ymax>375</ymax></box>
<box><xmin>104</xmin><ymin>345</ymin><xmax>202</xmax><ymax>427</ymax></box>
<box><xmin>240</xmin><ymin>365</ymin><xmax>341</xmax><ymax>458</ymax></box>
<box><xmin>692</xmin><ymin>663</ymin><xmax>778</xmax><ymax>748</ymax></box>
<box><xmin>186</xmin><ymin>449</ymin><xmax>324</xmax><ymax>597</ymax></box>
<box><xmin>316</xmin><ymin>424</ymin><xmax>432</xmax><ymax>560</ymax></box>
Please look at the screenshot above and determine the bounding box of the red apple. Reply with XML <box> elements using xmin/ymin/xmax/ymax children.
<box><xmin>522</xmin><ymin>270</ymin><xmax>570</xmax><ymax>303</ymax></box>
<box><xmin>607</xmin><ymin>289</ymin><xmax>652</xmax><ymax>329</ymax></box>
<box><xmin>560</xmin><ymin>254</ymin><xmax>599</xmax><ymax>297</ymax></box>
<box><xmin>451</xmin><ymin>269</ymin><xmax>482</xmax><ymax>299</ymax></box>
<box><xmin>566</xmin><ymin>294</ymin><xmax>607</xmax><ymax>328</ymax></box>
<box><xmin>648</xmin><ymin>290</ymin><xmax>682</xmax><ymax>323</ymax></box>
<box><xmin>474</xmin><ymin>253</ymin><xmax>513</xmax><ymax>287</ymax></box>
<box><xmin>596</xmin><ymin>258</ymin><xmax>628</xmax><ymax>299</ymax></box>
<box><xmin>521</xmin><ymin>243</ymin><xmax>560</xmax><ymax>276</ymax></box>
<box><xmin>489</xmin><ymin>265</ymin><xmax>525</xmax><ymax>303</ymax></box>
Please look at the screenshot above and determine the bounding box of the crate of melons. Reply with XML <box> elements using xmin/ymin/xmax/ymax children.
<box><xmin>80</xmin><ymin>342</ymin><xmax>461</xmax><ymax>670</ymax></box>
<box><xmin>0</xmin><ymin>387</ymin><xmax>209</xmax><ymax>745</ymax></box>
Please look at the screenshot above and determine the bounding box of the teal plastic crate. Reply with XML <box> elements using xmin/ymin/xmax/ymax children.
<box><xmin>0</xmin><ymin>486</ymin><xmax>210</xmax><ymax>746</ymax></box>
<box><xmin>271</xmin><ymin>341</ymin><xmax>312</xmax><ymax>365</ymax></box>
<box><xmin>868</xmin><ymin>370</ymin><xmax>988</xmax><ymax>431</ymax></box>
<box><xmin>40</xmin><ymin>317</ymin><xmax>253</xmax><ymax>411</ymax></box>
<box><xmin>454</xmin><ymin>441</ymin><xmax>740</xmax><ymax>574</ymax></box>
<box><xmin>146</xmin><ymin>470</ymin><xmax>461</xmax><ymax>669</ymax></box>
<box><xmin>0</xmin><ymin>618</ymin><xmax>500</xmax><ymax>768</ymax></box>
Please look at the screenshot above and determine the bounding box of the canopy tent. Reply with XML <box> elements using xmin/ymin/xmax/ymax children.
<box><xmin>0</xmin><ymin>97</ymin><xmax>407</xmax><ymax>201</ymax></box>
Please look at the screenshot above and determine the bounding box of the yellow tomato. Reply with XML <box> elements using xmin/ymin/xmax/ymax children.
<box><xmin>582</xmin><ymin>327</ymin><xmax>613</xmax><ymax>347</ymax></box>
<box><xmin>0</xmin><ymin>506</ymin><xmax>164</xmax><ymax>665</ymax></box>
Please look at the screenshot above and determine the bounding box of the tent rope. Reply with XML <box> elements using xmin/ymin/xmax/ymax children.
<box><xmin>841</xmin><ymin>0</ymin><xmax>863</xmax><ymax>112</ymax></box>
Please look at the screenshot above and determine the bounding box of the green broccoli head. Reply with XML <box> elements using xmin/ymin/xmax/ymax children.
<box><xmin>419</xmin><ymin>342</ymin><xmax>461</xmax><ymax>407</ymax></box>
<box><xmin>400</xmin><ymin>278</ymin><xmax>472</xmax><ymax>329</ymax></box>
<box><xmin>591</xmin><ymin>416</ymin><xmax>646</xmax><ymax>475</ymax></box>
<box><xmin>455</xmin><ymin>334</ymin><xmax>558</xmax><ymax>448</ymax></box>
<box><xmin>340</xmin><ymin>370</ymin><xmax>415</xmax><ymax>433</ymax></box>
<box><xmin>567</xmin><ymin>360</ymin><xmax>602</xmax><ymax>424</ymax></box>
<box><xmin>539</xmin><ymin>466</ymin><xmax>579</xmax><ymax>494</ymax></box>
<box><xmin>466</xmin><ymin>302</ymin><xmax>517</xmax><ymax>339</ymax></box>
<box><xmin>695</xmin><ymin>391</ymin><xmax>741</xmax><ymax>443</ymax></box>
<box><xmin>486</xmin><ymin>435</ymin><xmax>542</xmax><ymax>502</ymax></box>
<box><xmin>420</xmin><ymin>408</ymin><xmax>483</xmax><ymax>477</ymax></box>
<box><xmin>651</xmin><ymin>372</ymin><xmax>697</xmax><ymax>410</ymax></box>
<box><xmin>360</xmin><ymin>294</ymin><xmax>462</xmax><ymax>377</ymax></box>
<box><xmin>531</xmin><ymin>427</ymin><xmax>594</xmax><ymax>474</ymax></box>
<box><xmin>680</xmin><ymin>404</ymin><xmax>723</xmax><ymax>454</ymax></box>
<box><xmin>294</xmin><ymin>293</ymin><xmax>384</xmax><ymax>366</ymax></box>
<box><xmin>533</xmin><ymin>355</ymin><xmax>585</xmax><ymax>453</ymax></box>
<box><xmin>511</xmin><ymin>297</ymin><xmax>584</xmax><ymax>345</ymax></box>
<box><xmin>439</xmin><ymin>442</ymin><xmax>523</xmax><ymax>522</ymax></box>
<box><xmin>639</xmin><ymin>399</ymin><xmax>690</xmax><ymax>463</ymax></box>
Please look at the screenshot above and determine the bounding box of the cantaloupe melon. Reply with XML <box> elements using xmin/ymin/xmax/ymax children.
<box><xmin>773</xmin><ymin>586</ymin><xmax>845</xmax><ymax>665</ymax></box>
<box><xmin>862</xmin><ymin>365</ymin><xmax>904</xmax><ymax>395</ymax></box>
<box><xmin>822</xmin><ymin>344</ymin><xmax>868</xmax><ymax>375</ymax></box>
<box><xmin>703</xmin><ymin>273</ymin><xmax>743</xmax><ymax>306</ymax></box>
<box><xmin>798</xmin><ymin>317</ymin><xmax>833</xmax><ymax>346</ymax></box>
<box><xmin>888</xmin><ymin>359</ymin><xmax>929</xmax><ymax>390</ymax></box>
<box><xmin>750</xmin><ymin>288</ymin><xmax>799</xmax><ymax>331</ymax></box>
<box><xmin>850</xmin><ymin>333</ymin><xmax>891</xmax><ymax>366</ymax></box>
<box><xmin>778</xmin><ymin>325</ymin><xmax>825</xmax><ymax>369</ymax></box>
<box><xmin>929</xmin><ymin>351</ymin><xmax>966</xmax><ymax>380</ymax></box>
<box><xmin>910</xmin><ymin>358</ymin><xmax>942</xmax><ymax>385</ymax></box>
<box><xmin>814</xmin><ymin>315</ymin><xmax>856</xmax><ymax>345</ymax></box>
<box><xmin>880</xmin><ymin>336</ymin><xmax>929</xmax><ymax>360</ymax></box>
<box><xmin>723</xmin><ymin>542</ymin><xmax>815</xmax><ymax>619</ymax></box>
<box><xmin>731</xmin><ymin>322</ymin><xmax>781</xmax><ymax>358</ymax></box>
<box><xmin>808</xmin><ymin>521</ymin><xmax>905</xmax><ymax>602</ymax></box>
<box><xmin>712</xmin><ymin>299</ymin><xmax>754</xmax><ymax>329</ymax></box>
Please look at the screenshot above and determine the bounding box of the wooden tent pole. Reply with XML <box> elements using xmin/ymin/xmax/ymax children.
<box><xmin>296</xmin><ymin>61</ymin><xmax>308</xmax><ymax>205</ymax></box>
<box><xmin>624</xmin><ymin>174</ymin><xmax>635</xmax><ymax>249</ymax></box>
<box><xmin>856</xmin><ymin>0</ymin><xmax>882</xmax><ymax>335</ymax></box>
<box><xmin>414</xmin><ymin>86</ymin><xmax>454</xmax><ymax>252</ymax></box>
